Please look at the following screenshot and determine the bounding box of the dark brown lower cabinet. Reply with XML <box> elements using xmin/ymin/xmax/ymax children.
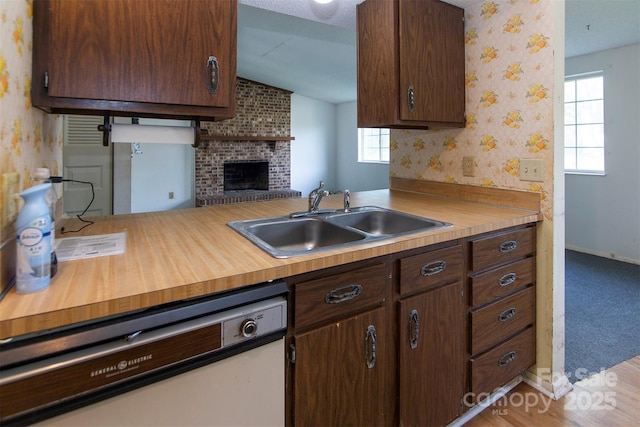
<box><xmin>287</xmin><ymin>225</ymin><xmax>538</xmax><ymax>426</ymax></box>
<box><xmin>399</xmin><ymin>281</ymin><xmax>465</xmax><ymax>426</ymax></box>
<box><xmin>292</xmin><ymin>307</ymin><xmax>388</xmax><ymax>427</ymax></box>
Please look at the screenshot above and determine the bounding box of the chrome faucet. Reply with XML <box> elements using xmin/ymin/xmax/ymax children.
<box><xmin>343</xmin><ymin>189</ymin><xmax>351</xmax><ymax>212</ymax></box>
<box><xmin>308</xmin><ymin>181</ymin><xmax>329</xmax><ymax>213</ymax></box>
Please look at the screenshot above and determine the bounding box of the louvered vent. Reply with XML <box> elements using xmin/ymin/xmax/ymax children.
<box><xmin>64</xmin><ymin>115</ymin><xmax>104</xmax><ymax>145</ymax></box>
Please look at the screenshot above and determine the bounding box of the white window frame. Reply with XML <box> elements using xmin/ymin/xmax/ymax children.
<box><xmin>564</xmin><ymin>71</ymin><xmax>605</xmax><ymax>175</ymax></box>
<box><xmin>358</xmin><ymin>128</ymin><xmax>390</xmax><ymax>164</ymax></box>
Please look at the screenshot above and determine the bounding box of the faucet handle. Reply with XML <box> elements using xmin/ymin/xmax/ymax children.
<box><xmin>344</xmin><ymin>189</ymin><xmax>351</xmax><ymax>212</ymax></box>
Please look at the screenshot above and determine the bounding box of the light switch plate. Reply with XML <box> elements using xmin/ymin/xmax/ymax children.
<box><xmin>520</xmin><ymin>159</ymin><xmax>544</xmax><ymax>182</ymax></box>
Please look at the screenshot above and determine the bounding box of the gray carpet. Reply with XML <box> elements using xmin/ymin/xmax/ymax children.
<box><xmin>564</xmin><ymin>249</ymin><xmax>640</xmax><ymax>383</ymax></box>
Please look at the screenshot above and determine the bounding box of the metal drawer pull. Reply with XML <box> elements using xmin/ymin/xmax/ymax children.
<box><xmin>206</xmin><ymin>56</ymin><xmax>219</xmax><ymax>94</ymax></box>
<box><xmin>498</xmin><ymin>351</ymin><xmax>516</xmax><ymax>367</ymax></box>
<box><xmin>421</xmin><ymin>260</ymin><xmax>447</xmax><ymax>276</ymax></box>
<box><xmin>325</xmin><ymin>284</ymin><xmax>362</xmax><ymax>304</ymax></box>
<box><xmin>499</xmin><ymin>307</ymin><xmax>517</xmax><ymax>322</ymax></box>
<box><xmin>409</xmin><ymin>310</ymin><xmax>419</xmax><ymax>350</ymax></box>
<box><xmin>499</xmin><ymin>272</ymin><xmax>517</xmax><ymax>287</ymax></box>
<box><xmin>365</xmin><ymin>325</ymin><xmax>377</xmax><ymax>369</ymax></box>
<box><xmin>408</xmin><ymin>86</ymin><xmax>415</xmax><ymax>112</ymax></box>
<box><xmin>499</xmin><ymin>240</ymin><xmax>517</xmax><ymax>253</ymax></box>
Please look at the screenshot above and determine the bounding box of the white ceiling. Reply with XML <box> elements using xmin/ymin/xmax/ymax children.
<box><xmin>238</xmin><ymin>0</ymin><xmax>640</xmax><ymax>104</ymax></box>
<box><xmin>237</xmin><ymin>2</ymin><xmax>358</xmax><ymax>104</ymax></box>
<box><xmin>564</xmin><ymin>0</ymin><xmax>640</xmax><ymax>57</ymax></box>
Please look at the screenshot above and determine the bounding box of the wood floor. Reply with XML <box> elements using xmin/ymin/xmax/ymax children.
<box><xmin>464</xmin><ymin>355</ymin><xmax>640</xmax><ymax>426</ymax></box>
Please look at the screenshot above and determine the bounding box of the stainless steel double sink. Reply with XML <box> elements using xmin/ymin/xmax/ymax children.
<box><xmin>228</xmin><ymin>206</ymin><xmax>452</xmax><ymax>258</ymax></box>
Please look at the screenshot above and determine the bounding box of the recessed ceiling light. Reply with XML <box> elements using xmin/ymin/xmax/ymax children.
<box><xmin>313</xmin><ymin>0</ymin><xmax>335</xmax><ymax>4</ymax></box>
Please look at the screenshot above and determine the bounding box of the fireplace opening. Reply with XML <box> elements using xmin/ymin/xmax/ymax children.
<box><xmin>224</xmin><ymin>161</ymin><xmax>269</xmax><ymax>192</ymax></box>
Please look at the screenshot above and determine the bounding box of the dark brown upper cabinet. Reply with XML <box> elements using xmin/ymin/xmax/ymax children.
<box><xmin>32</xmin><ymin>0</ymin><xmax>237</xmax><ymax>121</ymax></box>
<box><xmin>357</xmin><ymin>0</ymin><xmax>465</xmax><ymax>129</ymax></box>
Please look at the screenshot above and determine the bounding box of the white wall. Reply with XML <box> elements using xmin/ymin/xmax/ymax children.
<box><xmin>336</xmin><ymin>101</ymin><xmax>389</xmax><ymax>192</ymax></box>
<box><xmin>113</xmin><ymin>118</ymin><xmax>195</xmax><ymax>214</ymax></box>
<box><xmin>291</xmin><ymin>94</ymin><xmax>338</xmax><ymax>194</ymax></box>
<box><xmin>565</xmin><ymin>44</ymin><xmax>640</xmax><ymax>264</ymax></box>
<box><xmin>291</xmin><ymin>95</ymin><xmax>389</xmax><ymax>196</ymax></box>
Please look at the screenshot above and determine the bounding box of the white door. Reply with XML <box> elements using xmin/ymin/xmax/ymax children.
<box><xmin>62</xmin><ymin>115</ymin><xmax>113</xmax><ymax>217</ymax></box>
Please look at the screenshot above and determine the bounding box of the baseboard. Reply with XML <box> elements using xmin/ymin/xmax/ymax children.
<box><xmin>522</xmin><ymin>370</ymin><xmax>573</xmax><ymax>400</ymax></box>
<box><xmin>565</xmin><ymin>245</ymin><xmax>640</xmax><ymax>265</ymax></box>
<box><xmin>448</xmin><ymin>376</ymin><xmax>523</xmax><ymax>427</ymax></box>
<box><xmin>447</xmin><ymin>371</ymin><xmax>573</xmax><ymax>425</ymax></box>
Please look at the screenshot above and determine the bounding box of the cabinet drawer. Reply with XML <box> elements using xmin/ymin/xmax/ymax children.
<box><xmin>295</xmin><ymin>264</ymin><xmax>387</xmax><ymax>330</ymax></box>
<box><xmin>400</xmin><ymin>245</ymin><xmax>462</xmax><ymax>295</ymax></box>
<box><xmin>470</xmin><ymin>257</ymin><xmax>535</xmax><ymax>307</ymax></box>
<box><xmin>470</xmin><ymin>286</ymin><xmax>535</xmax><ymax>355</ymax></box>
<box><xmin>470</xmin><ymin>326</ymin><xmax>535</xmax><ymax>396</ymax></box>
<box><xmin>471</xmin><ymin>227</ymin><xmax>535</xmax><ymax>272</ymax></box>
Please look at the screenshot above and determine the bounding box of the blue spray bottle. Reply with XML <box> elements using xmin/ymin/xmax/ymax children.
<box><xmin>16</xmin><ymin>183</ymin><xmax>52</xmax><ymax>293</ymax></box>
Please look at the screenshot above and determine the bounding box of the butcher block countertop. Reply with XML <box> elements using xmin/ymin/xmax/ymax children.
<box><xmin>0</xmin><ymin>180</ymin><xmax>542</xmax><ymax>339</ymax></box>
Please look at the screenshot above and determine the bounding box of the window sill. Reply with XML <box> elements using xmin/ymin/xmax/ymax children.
<box><xmin>358</xmin><ymin>160</ymin><xmax>389</xmax><ymax>165</ymax></box>
<box><xmin>565</xmin><ymin>171</ymin><xmax>606</xmax><ymax>176</ymax></box>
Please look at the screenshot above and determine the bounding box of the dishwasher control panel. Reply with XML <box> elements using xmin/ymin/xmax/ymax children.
<box><xmin>222</xmin><ymin>298</ymin><xmax>287</xmax><ymax>347</ymax></box>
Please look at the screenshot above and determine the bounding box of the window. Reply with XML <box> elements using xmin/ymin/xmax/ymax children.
<box><xmin>564</xmin><ymin>72</ymin><xmax>605</xmax><ymax>174</ymax></box>
<box><xmin>358</xmin><ymin>128</ymin><xmax>390</xmax><ymax>163</ymax></box>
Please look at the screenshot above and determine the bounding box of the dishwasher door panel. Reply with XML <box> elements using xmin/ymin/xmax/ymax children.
<box><xmin>35</xmin><ymin>338</ymin><xmax>285</xmax><ymax>427</ymax></box>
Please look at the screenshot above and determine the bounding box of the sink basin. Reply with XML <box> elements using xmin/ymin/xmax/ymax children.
<box><xmin>325</xmin><ymin>207</ymin><xmax>451</xmax><ymax>236</ymax></box>
<box><xmin>230</xmin><ymin>217</ymin><xmax>366</xmax><ymax>258</ymax></box>
<box><xmin>228</xmin><ymin>206</ymin><xmax>452</xmax><ymax>258</ymax></box>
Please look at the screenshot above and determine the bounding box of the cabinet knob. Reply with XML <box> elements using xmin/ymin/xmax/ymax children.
<box><xmin>206</xmin><ymin>56</ymin><xmax>219</xmax><ymax>94</ymax></box>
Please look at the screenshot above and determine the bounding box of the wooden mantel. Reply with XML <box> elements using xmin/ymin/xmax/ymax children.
<box><xmin>200</xmin><ymin>134</ymin><xmax>295</xmax><ymax>142</ymax></box>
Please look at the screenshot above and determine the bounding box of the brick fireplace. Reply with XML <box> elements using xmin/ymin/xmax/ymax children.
<box><xmin>196</xmin><ymin>78</ymin><xmax>301</xmax><ymax>206</ymax></box>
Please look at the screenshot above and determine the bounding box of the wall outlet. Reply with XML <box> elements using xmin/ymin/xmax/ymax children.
<box><xmin>462</xmin><ymin>156</ymin><xmax>476</xmax><ymax>177</ymax></box>
<box><xmin>520</xmin><ymin>159</ymin><xmax>544</xmax><ymax>182</ymax></box>
<box><xmin>169</xmin><ymin>192</ymin><xmax>175</xmax><ymax>199</ymax></box>
<box><xmin>2</xmin><ymin>172</ymin><xmax>20</xmax><ymax>226</ymax></box>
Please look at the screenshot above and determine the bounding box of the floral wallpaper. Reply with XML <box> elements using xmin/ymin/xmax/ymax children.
<box><xmin>0</xmin><ymin>0</ymin><xmax>63</xmax><ymax>242</ymax></box>
<box><xmin>390</xmin><ymin>0</ymin><xmax>554</xmax><ymax>220</ymax></box>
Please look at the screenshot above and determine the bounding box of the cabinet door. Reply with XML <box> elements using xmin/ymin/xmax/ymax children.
<box><xmin>399</xmin><ymin>282</ymin><xmax>465</xmax><ymax>426</ymax></box>
<box><xmin>398</xmin><ymin>0</ymin><xmax>464</xmax><ymax>123</ymax></box>
<box><xmin>293</xmin><ymin>307</ymin><xmax>387</xmax><ymax>427</ymax></box>
<box><xmin>43</xmin><ymin>0</ymin><xmax>234</xmax><ymax>109</ymax></box>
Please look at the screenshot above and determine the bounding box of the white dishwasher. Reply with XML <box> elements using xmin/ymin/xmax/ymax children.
<box><xmin>0</xmin><ymin>282</ymin><xmax>287</xmax><ymax>427</ymax></box>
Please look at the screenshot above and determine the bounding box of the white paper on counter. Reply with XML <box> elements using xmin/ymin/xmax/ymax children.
<box><xmin>56</xmin><ymin>231</ymin><xmax>127</xmax><ymax>261</ymax></box>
